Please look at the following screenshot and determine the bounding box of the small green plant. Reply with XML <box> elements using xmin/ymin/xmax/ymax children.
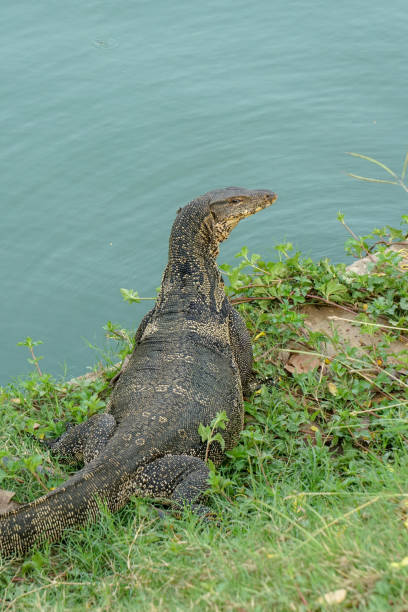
<box><xmin>198</xmin><ymin>412</ymin><xmax>234</xmax><ymax>499</ymax></box>
<box><xmin>103</xmin><ymin>321</ymin><xmax>133</xmax><ymax>351</ymax></box>
<box><xmin>120</xmin><ymin>288</ymin><xmax>156</xmax><ymax>304</ymax></box>
<box><xmin>17</xmin><ymin>337</ymin><xmax>44</xmax><ymax>376</ymax></box>
<box><xmin>337</xmin><ymin>210</ymin><xmax>408</xmax><ymax>259</ymax></box>
<box><xmin>198</xmin><ymin>411</ymin><xmax>229</xmax><ymax>463</ymax></box>
<box><xmin>347</xmin><ymin>151</ymin><xmax>408</xmax><ymax>193</ymax></box>
<box><xmin>340</xmin><ymin>150</ymin><xmax>408</xmax><ymax>262</ymax></box>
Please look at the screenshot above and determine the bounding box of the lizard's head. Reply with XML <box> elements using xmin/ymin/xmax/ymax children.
<box><xmin>205</xmin><ymin>187</ymin><xmax>278</xmax><ymax>244</ymax></box>
<box><xmin>172</xmin><ymin>187</ymin><xmax>277</xmax><ymax>262</ymax></box>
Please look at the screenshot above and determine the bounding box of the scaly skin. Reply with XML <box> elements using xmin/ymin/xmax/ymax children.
<box><xmin>0</xmin><ymin>187</ymin><xmax>277</xmax><ymax>556</ymax></box>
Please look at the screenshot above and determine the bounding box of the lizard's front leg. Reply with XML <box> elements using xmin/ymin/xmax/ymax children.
<box><xmin>44</xmin><ymin>413</ymin><xmax>117</xmax><ymax>464</ymax></box>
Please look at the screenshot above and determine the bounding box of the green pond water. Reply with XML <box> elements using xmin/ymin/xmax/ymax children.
<box><xmin>2</xmin><ymin>1</ymin><xmax>407</xmax><ymax>383</ymax></box>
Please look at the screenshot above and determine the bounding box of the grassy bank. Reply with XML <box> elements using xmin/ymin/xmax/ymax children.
<box><xmin>0</xmin><ymin>215</ymin><xmax>408</xmax><ymax>611</ymax></box>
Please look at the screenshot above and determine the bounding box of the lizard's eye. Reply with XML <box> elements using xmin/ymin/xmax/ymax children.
<box><xmin>230</xmin><ymin>199</ymin><xmax>241</xmax><ymax>204</ymax></box>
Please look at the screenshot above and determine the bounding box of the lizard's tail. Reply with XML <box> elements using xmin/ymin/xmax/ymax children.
<box><xmin>0</xmin><ymin>461</ymin><xmax>126</xmax><ymax>556</ymax></box>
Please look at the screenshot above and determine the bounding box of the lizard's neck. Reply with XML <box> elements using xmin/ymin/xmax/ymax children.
<box><xmin>156</xmin><ymin>200</ymin><xmax>226</xmax><ymax>315</ymax></box>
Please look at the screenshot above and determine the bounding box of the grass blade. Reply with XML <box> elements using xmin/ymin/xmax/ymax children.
<box><xmin>347</xmin><ymin>152</ymin><xmax>399</xmax><ymax>178</ymax></box>
<box><xmin>347</xmin><ymin>173</ymin><xmax>398</xmax><ymax>185</ymax></box>
<box><xmin>401</xmin><ymin>152</ymin><xmax>408</xmax><ymax>180</ymax></box>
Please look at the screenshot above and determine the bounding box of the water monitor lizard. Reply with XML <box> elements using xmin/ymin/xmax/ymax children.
<box><xmin>0</xmin><ymin>186</ymin><xmax>277</xmax><ymax>555</ymax></box>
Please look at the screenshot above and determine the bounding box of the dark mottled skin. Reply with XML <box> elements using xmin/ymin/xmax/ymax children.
<box><xmin>0</xmin><ymin>187</ymin><xmax>277</xmax><ymax>556</ymax></box>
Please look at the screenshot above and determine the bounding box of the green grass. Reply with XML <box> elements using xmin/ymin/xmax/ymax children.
<box><xmin>1</xmin><ymin>214</ymin><xmax>408</xmax><ymax>610</ymax></box>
